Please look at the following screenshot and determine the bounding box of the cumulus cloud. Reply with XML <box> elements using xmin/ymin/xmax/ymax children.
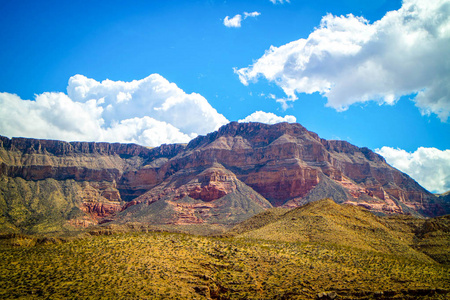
<box><xmin>224</xmin><ymin>11</ymin><xmax>260</xmax><ymax>28</ymax></box>
<box><xmin>238</xmin><ymin>111</ymin><xmax>296</xmax><ymax>124</ymax></box>
<box><xmin>376</xmin><ymin>146</ymin><xmax>450</xmax><ymax>193</ymax></box>
<box><xmin>224</xmin><ymin>14</ymin><xmax>242</xmax><ymax>28</ymax></box>
<box><xmin>235</xmin><ymin>0</ymin><xmax>450</xmax><ymax>121</ymax></box>
<box><xmin>0</xmin><ymin>74</ymin><xmax>228</xmax><ymax>146</ymax></box>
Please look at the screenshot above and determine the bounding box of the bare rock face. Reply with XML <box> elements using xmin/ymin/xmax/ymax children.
<box><xmin>157</xmin><ymin>122</ymin><xmax>445</xmax><ymax>217</ymax></box>
<box><xmin>116</xmin><ymin>165</ymin><xmax>272</xmax><ymax>227</ymax></box>
<box><xmin>0</xmin><ymin>122</ymin><xmax>449</xmax><ymax>233</ymax></box>
<box><xmin>77</xmin><ymin>181</ymin><xmax>123</xmax><ymax>223</ymax></box>
<box><xmin>0</xmin><ymin>137</ymin><xmax>185</xmax><ymax>229</ymax></box>
<box><xmin>81</xmin><ymin>202</ymin><xmax>122</xmax><ymax>219</ymax></box>
<box><xmin>134</xmin><ymin>164</ymin><xmax>238</xmax><ymax>204</ymax></box>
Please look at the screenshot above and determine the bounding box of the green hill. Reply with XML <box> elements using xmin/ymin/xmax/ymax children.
<box><xmin>230</xmin><ymin>198</ymin><xmax>449</xmax><ymax>264</ymax></box>
<box><xmin>0</xmin><ymin>177</ymin><xmax>85</xmax><ymax>234</ymax></box>
<box><xmin>1</xmin><ymin>198</ymin><xmax>449</xmax><ymax>299</ymax></box>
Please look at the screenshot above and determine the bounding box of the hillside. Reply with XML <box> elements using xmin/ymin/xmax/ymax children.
<box><xmin>229</xmin><ymin>198</ymin><xmax>450</xmax><ymax>264</ymax></box>
<box><xmin>1</xmin><ymin>198</ymin><xmax>449</xmax><ymax>299</ymax></box>
<box><xmin>1</xmin><ymin>229</ymin><xmax>449</xmax><ymax>299</ymax></box>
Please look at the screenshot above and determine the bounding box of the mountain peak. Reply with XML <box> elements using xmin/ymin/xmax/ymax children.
<box><xmin>187</xmin><ymin>121</ymin><xmax>318</xmax><ymax>150</ymax></box>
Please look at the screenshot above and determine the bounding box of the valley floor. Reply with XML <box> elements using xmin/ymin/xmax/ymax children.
<box><xmin>1</xmin><ymin>232</ymin><xmax>449</xmax><ymax>299</ymax></box>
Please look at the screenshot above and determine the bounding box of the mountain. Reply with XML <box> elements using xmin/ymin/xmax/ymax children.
<box><xmin>0</xmin><ymin>122</ymin><xmax>449</xmax><ymax>234</ymax></box>
<box><xmin>437</xmin><ymin>191</ymin><xmax>450</xmax><ymax>205</ymax></box>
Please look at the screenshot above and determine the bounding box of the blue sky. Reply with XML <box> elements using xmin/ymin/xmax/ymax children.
<box><xmin>0</xmin><ymin>0</ymin><xmax>449</xmax><ymax>192</ymax></box>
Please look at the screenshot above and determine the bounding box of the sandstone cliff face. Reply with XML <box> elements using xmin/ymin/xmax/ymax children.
<box><xmin>0</xmin><ymin>122</ymin><xmax>448</xmax><ymax>233</ymax></box>
<box><xmin>0</xmin><ymin>137</ymin><xmax>185</xmax><ymax>199</ymax></box>
<box><xmin>158</xmin><ymin>122</ymin><xmax>443</xmax><ymax>217</ymax></box>
<box><xmin>0</xmin><ymin>137</ymin><xmax>186</xmax><ymax>230</ymax></box>
<box><xmin>118</xmin><ymin>163</ymin><xmax>272</xmax><ymax>227</ymax></box>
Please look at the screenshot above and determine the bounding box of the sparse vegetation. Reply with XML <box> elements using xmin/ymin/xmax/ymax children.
<box><xmin>1</xmin><ymin>230</ymin><xmax>449</xmax><ymax>299</ymax></box>
<box><xmin>0</xmin><ymin>177</ymin><xmax>88</xmax><ymax>234</ymax></box>
<box><xmin>1</xmin><ymin>199</ymin><xmax>449</xmax><ymax>299</ymax></box>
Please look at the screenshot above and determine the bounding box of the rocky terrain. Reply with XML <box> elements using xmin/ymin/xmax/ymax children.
<box><xmin>0</xmin><ymin>122</ymin><xmax>449</xmax><ymax>234</ymax></box>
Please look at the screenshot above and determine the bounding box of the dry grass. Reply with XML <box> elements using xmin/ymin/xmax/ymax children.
<box><xmin>1</xmin><ymin>231</ymin><xmax>449</xmax><ymax>299</ymax></box>
<box><xmin>1</xmin><ymin>198</ymin><xmax>449</xmax><ymax>299</ymax></box>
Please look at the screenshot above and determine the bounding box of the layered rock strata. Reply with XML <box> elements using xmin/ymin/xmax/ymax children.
<box><xmin>0</xmin><ymin>122</ymin><xmax>448</xmax><ymax>233</ymax></box>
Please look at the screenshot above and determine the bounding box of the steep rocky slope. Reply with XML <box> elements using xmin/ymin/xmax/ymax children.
<box><xmin>133</xmin><ymin>122</ymin><xmax>446</xmax><ymax>217</ymax></box>
<box><xmin>0</xmin><ymin>136</ymin><xmax>185</xmax><ymax>233</ymax></box>
<box><xmin>0</xmin><ymin>122</ymin><xmax>448</xmax><ymax>233</ymax></box>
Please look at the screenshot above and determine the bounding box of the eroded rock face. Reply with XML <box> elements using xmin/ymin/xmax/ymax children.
<box><xmin>81</xmin><ymin>202</ymin><xmax>122</xmax><ymax>219</ymax></box>
<box><xmin>117</xmin><ymin>166</ymin><xmax>272</xmax><ymax>226</ymax></box>
<box><xmin>155</xmin><ymin>122</ymin><xmax>444</xmax><ymax>217</ymax></box>
<box><xmin>1</xmin><ymin>121</ymin><xmax>448</xmax><ymax>232</ymax></box>
<box><xmin>76</xmin><ymin>181</ymin><xmax>123</xmax><ymax>222</ymax></box>
<box><xmin>133</xmin><ymin>165</ymin><xmax>238</xmax><ymax>205</ymax></box>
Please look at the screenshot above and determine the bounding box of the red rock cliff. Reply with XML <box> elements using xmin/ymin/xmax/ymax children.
<box><xmin>1</xmin><ymin>122</ymin><xmax>448</xmax><ymax>224</ymax></box>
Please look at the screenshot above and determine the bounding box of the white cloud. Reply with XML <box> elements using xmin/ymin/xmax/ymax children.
<box><xmin>0</xmin><ymin>74</ymin><xmax>228</xmax><ymax>147</ymax></box>
<box><xmin>376</xmin><ymin>146</ymin><xmax>450</xmax><ymax>193</ymax></box>
<box><xmin>244</xmin><ymin>11</ymin><xmax>261</xmax><ymax>18</ymax></box>
<box><xmin>102</xmin><ymin>117</ymin><xmax>193</xmax><ymax>146</ymax></box>
<box><xmin>239</xmin><ymin>111</ymin><xmax>296</xmax><ymax>124</ymax></box>
<box><xmin>236</xmin><ymin>0</ymin><xmax>450</xmax><ymax>121</ymax></box>
<box><xmin>224</xmin><ymin>11</ymin><xmax>260</xmax><ymax>28</ymax></box>
<box><xmin>270</xmin><ymin>0</ymin><xmax>290</xmax><ymax>4</ymax></box>
<box><xmin>224</xmin><ymin>14</ymin><xmax>242</xmax><ymax>28</ymax></box>
<box><xmin>67</xmin><ymin>74</ymin><xmax>228</xmax><ymax>136</ymax></box>
<box><xmin>276</xmin><ymin>98</ymin><xmax>293</xmax><ymax>110</ymax></box>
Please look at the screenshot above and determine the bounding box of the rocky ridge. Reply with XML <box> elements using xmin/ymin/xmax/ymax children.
<box><xmin>0</xmin><ymin>122</ymin><xmax>448</xmax><ymax>233</ymax></box>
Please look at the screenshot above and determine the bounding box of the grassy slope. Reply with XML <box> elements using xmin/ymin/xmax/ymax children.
<box><xmin>225</xmin><ymin>207</ymin><xmax>289</xmax><ymax>236</ymax></box>
<box><xmin>1</xmin><ymin>232</ymin><xmax>449</xmax><ymax>299</ymax></box>
<box><xmin>0</xmin><ymin>177</ymin><xmax>85</xmax><ymax>234</ymax></box>
<box><xmin>414</xmin><ymin>215</ymin><xmax>450</xmax><ymax>264</ymax></box>
<box><xmin>1</xmin><ymin>198</ymin><xmax>449</xmax><ymax>299</ymax></box>
<box><xmin>235</xmin><ymin>199</ymin><xmax>432</xmax><ymax>261</ymax></box>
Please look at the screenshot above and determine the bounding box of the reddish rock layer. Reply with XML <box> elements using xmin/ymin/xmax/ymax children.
<box><xmin>156</xmin><ymin>122</ymin><xmax>442</xmax><ymax>216</ymax></box>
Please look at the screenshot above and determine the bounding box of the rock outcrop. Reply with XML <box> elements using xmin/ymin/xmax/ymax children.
<box><xmin>153</xmin><ymin>122</ymin><xmax>445</xmax><ymax>217</ymax></box>
<box><xmin>0</xmin><ymin>122</ymin><xmax>448</xmax><ymax>233</ymax></box>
